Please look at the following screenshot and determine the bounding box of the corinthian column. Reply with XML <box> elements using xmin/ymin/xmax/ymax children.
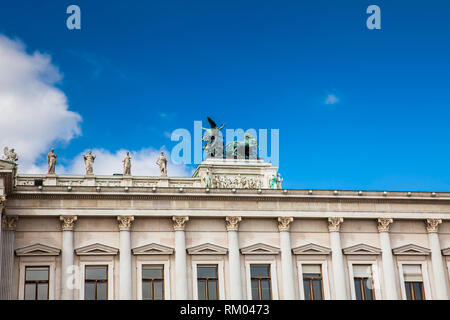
<box><xmin>60</xmin><ymin>215</ymin><xmax>77</xmax><ymax>300</ymax></box>
<box><xmin>328</xmin><ymin>217</ymin><xmax>347</xmax><ymax>300</ymax></box>
<box><xmin>118</xmin><ymin>215</ymin><xmax>134</xmax><ymax>300</ymax></box>
<box><xmin>226</xmin><ymin>216</ymin><xmax>243</xmax><ymax>299</ymax></box>
<box><xmin>425</xmin><ymin>219</ymin><xmax>449</xmax><ymax>299</ymax></box>
<box><xmin>173</xmin><ymin>216</ymin><xmax>189</xmax><ymax>299</ymax></box>
<box><xmin>377</xmin><ymin>218</ymin><xmax>398</xmax><ymax>300</ymax></box>
<box><xmin>1</xmin><ymin>215</ymin><xmax>18</xmax><ymax>300</ymax></box>
<box><xmin>278</xmin><ymin>217</ymin><xmax>295</xmax><ymax>299</ymax></box>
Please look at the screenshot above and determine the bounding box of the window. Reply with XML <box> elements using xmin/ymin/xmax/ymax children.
<box><xmin>85</xmin><ymin>265</ymin><xmax>108</xmax><ymax>300</ymax></box>
<box><xmin>353</xmin><ymin>265</ymin><xmax>375</xmax><ymax>300</ymax></box>
<box><xmin>142</xmin><ymin>265</ymin><xmax>164</xmax><ymax>300</ymax></box>
<box><xmin>302</xmin><ymin>265</ymin><xmax>323</xmax><ymax>300</ymax></box>
<box><xmin>403</xmin><ymin>265</ymin><xmax>425</xmax><ymax>300</ymax></box>
<box><xmin>197</xmin><ymin>265</ymin><xmax>218</xmax><ymax>300</ymax></box>
<box><xmin>250</xmin><ymin>265</ymin><xmax>272</xmax><ymax>300</ymax></box>
<box><xmin>24</xmin><ymin>267</ymin><xmax>49</xmax><ymax>300</ymax></box>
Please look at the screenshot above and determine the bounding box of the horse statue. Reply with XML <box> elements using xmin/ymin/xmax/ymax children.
<box><xmin>226</xmin><ymin>132</ymin><xmax>258</xmax><ymax>159</ymax></box>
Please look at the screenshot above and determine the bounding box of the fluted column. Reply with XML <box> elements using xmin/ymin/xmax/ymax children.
<box><xmin>118</xmin><ymin>216</ymin><xmax>134</xmax><ymax>300</ymax></box>
<box><xmin>377</xmin><ymin>218</ymin><xmax>399</xmax><ymax>299</ymax></box>
<box><xmin>60</xmin><ymin>215</ymin><xmax>77</xmax><ymax>300</ymax></box>
<box><xmin>425</xmin><ymin>219</ymin><xmax>449</xmax><ymax>300</ymax></box>
<box><xmin>1</xmin><ymin>215</ymin><xmax>18</xmax><ymax>300</ymax></box>
<box><xmin>328</xmin><ymin>217</ymin><xmax>347</xmax><ymax>300</ymax></box>
<box><xmin>226</xmin><ymin>216</ymin><xmax>243</xmax><ymax>299</ymax></box>
<box><xmin>173</xmin><ymin>216</ymin><xmax>189</xmax><ymax>299</ymax></box>
<box><xmin>278</xmin><ymin>217</ymin><xmax>295</xmax><ymax>299</ymax></box>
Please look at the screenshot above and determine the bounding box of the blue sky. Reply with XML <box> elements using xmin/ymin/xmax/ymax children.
<box><xmin>0</xmin><ymin>0</ymin><xmax>450</xmax><ymax>191</ymax></box>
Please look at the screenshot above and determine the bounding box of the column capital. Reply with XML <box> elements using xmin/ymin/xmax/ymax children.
<box><xmin>278</xmin><ymin>217</ymin><xmax>294</xmax><ymax>231</ymax></box>
<box><xmin>425</xmin><ymin>218</ymin><xmax>442</xmax><ymax>233</ymax></box>
<box><xmin>225</xmin><ymin>216</ymin><xmax>242</xmax><ymax>231</ymax></box>
<box><xmin>2</xmin><ymin>215</ymin><xmax>18</xmax><ymax>231</ymax></box>
<box><xmin>60</xmin><ymin>215</ymin><xmax>77</xmax><ymax>231</ymax></box>
<box><xmin>377</xmin><ymin>218</ymin><xmax>394</xmax><ymax>232</ymax></box>
<box><xmin>328</xmin><ymin>217</ymin><xmax>344</xmax><ymax>232</ymax></box>
<box><xmin>172</xmin><ymin>216</ymin><xmax>189</xmax><ymax>231</ymax></box>
<box><xmin>117</xmin><ymin>216</ymin><xmax>134</xmax><ymax>231</ymax></box>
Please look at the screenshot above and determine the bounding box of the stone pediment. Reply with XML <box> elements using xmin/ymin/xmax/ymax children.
<box><xmin>132</xmin><ymin>243</ymin><xmax>174</xmax><ymax>255</ymax></box>
<box><xmin>75</xmin><ymin>243</ymin><xmax>119</xmax><ymax>256</ymax></box>
<box><xmin>15</xmin><ymin>243</ymin><xmax>61</xmax><ymax>256</ymax></box>
<box><xmin>240</xmin><ymin>243</ymin><xmax>280</xmax><ymax>255</ymax></box>
<box><xmin>442</xmin><ymin>247</ymin><xmax>450</xmax><ymax>256</ymax></box>
<box><xmin>343</xmin><ymin>244</ymin><xmax>382</xmax><ymax>255</ymax></box>
<box><xmin>392</xmin><ymin>244</ymin><xmax>431</xmax><ymax>256</ymax></box>
<box><xmin>187</xmin><ymin>243</ymin><xmax>228</xmax><ymax>255</ymax></box>
<box><xmin>292</xmin><ymin>243</ymin><xmax>331</xmax><ymax>255</ymax></box>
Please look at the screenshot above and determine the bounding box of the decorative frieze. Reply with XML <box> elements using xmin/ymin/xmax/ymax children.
<box><xmin>328</xmin><ymin>217</ymin><xmax>344</xmax><ymax>232</ymax></box>
<box><xmin>172</xmin><ymin>216</ymin><xmax>189</xmax><ymax>231</ymax></box>
<box><xmin>278</xmin><ymin>217</ymin><xmax>293</xmax><ymax>231</ymax></box>
<box><xmin>117</xmin><ymin>216</ymin><xmax>134</xmax><ymax>230</ymax></box>
<box><xmin>1</xmin><ymin>215</ymin><xmax>18</xmax><ymax>231</ymax></box>
<box><xmin>60</xmin><ymin>215</ymin><xmax>77</xmax><ymax>231</ymax></box>
<box><xmin>377</xmin><ymin>218</ymin><xmax>393</xmax><ymax>232</ymax></box>
<box><xmin>225</xmin><ymin>216</ymin><xmax>242</xmax><ymax>231</ymax></box>
<box><xmin>211</xmin><ymin>174</ymin><xmax>263</xmax><ymax>189</ymax></box>
<box><xmin>425</xmin><ymin>218</ymin><xmax>442</xmax><ymax>233</ymax></box>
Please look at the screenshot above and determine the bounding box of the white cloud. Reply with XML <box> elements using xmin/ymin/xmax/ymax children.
<box><xmin>0</xmin><ymin>35</ymin><xmax>82</xmax><ymax>172</ymax></box>
<box><xmin>61</xmin><ymin>147</ymin><xmax>191</xmax><ymax>177</ymax></box>
<box><xmin>325</xmin><ymin>94</ymin><xmax>339</xmax><ymax>105</ymax></box>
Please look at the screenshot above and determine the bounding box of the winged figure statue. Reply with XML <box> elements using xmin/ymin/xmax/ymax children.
<box><xmin>202</xmin><ymin>117</ymin><xmax>225</xmax><ymax>158</ymax></box>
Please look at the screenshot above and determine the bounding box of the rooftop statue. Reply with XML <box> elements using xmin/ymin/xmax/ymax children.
<box><xmin>202</xmin><ymin>117</ymin><xmax>225</xmax><ymax>158</ymax></box>
<box><xmin>47</xmin><ymin>148</ymin><xmax>57</xmax><ymax>174</ymax></box>
<box><xmin>156</xmin><ymin>151</ymin><xmax>168</xmax><ymax>176</ymax></box>
<box><xmin>2</xmin><ymin>147</ymin><xmax>18</xmax><ymax>162</ymax></box>
<box><xmin>269</xmin><ymin>173</ymin><xmax>283</xmax><ymax>189</ymax></box>
<box><xmin>123</xmin><ymin>151</ymin><xmax>132</xmax><ymax>176</ymax></box>
<box><xmin>226</xmin><ymin>132</ymin><xmax>257</xmax><ymax>159</ymax></box>
<box><xmin>83</xmin><ymin>150</ymin><xmax>96</xmax><ymax>175</ymax></box>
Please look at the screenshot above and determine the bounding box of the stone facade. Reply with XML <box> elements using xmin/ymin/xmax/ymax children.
<box><xmin>0</xmin><ymin>158</ymin><xmax>449</xmax><ymax>300</ymax></box>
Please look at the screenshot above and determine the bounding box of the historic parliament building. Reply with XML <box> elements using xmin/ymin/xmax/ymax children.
<box><xmin>0</xmin><ymin>154</ymin><xmax>449</xmax><ymax>300</ymax></box>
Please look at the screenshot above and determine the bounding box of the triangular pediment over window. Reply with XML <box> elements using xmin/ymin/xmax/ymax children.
<box><xmin>442</xmin><ymin>247</ymin><xmax>450</xmax><ymax>256</ymax></box>
<box><xmin>75</xmin><ymin>243</ymin><xmax>119</xmax><ymax>256</ymax></box>
<box><xmin>132</xmin><ymin>243</ymin><xmax>174</xmax><ymax>255</ymax></box>
<box><xmin>343</xmin><ymin>244</ymin><xmax>382</xmax><ymax>255</ymax></box>
<box><xmin>392</xmin><ymin>244</ymin><xmax>430</xmax><ymax>256</ymax></box>
<box><xmin>240</xmin><ymin>243</ymin><xmax>280</xmax><ymax>255</ymax></box>
<box><xmin>187</xmin><ymin>243</ymin><xmax>228</xmax><ymax>255</ymax></box>
<box><xmin>15</xmin><ymin>243</ymin><xmax>61</xmax><ymax>256</ymax></box>
<box><xmin>292</xmin><ymin>243</ymin><xmax>331</xmax><ymax>255</ymax></box>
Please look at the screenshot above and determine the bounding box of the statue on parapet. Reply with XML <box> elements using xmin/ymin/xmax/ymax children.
<box><xmin>123</xmin><ymin>151</ymin><xmax>132</xmax><ymax>176</ymax></box>
<box><xmin>83</xmin><ymin>150</ymin><xmax>96</xmax><ymax>175</ymax></box>
<box><xmin>156</xmin><ymin>151</ymin><xmax>168</xmax><ymax>176</ymax></box>
<box><xmin>2</xmin><ymin>147</ymin><xmax>18</xmax><ymax>162</ymax></box>
<box><xmin>269</xmin><ymin>173</ymin><xmax>283</xmax><ymax>189</ymax></box>
<box><xmin>203</xmin><ymin>169</ymin><xmax>213</xmax><ymax>188</ymax></box>
<box><xmin>202</xmin><ymin>117</ymin><xmax>225</xmax><ymax>158</ymax></box>
<box><xmin>226</xmin><ymin>132</ymin><xmax>257</xmax><ymax>159</ymax></box>
<box><xmin>47</xmin><ymin>148</ymin><xmax>57</xmax><ymax>174</ymax></box>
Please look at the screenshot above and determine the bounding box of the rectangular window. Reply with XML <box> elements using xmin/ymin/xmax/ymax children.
<box><xmin>250</xmin><ymin>264</ymin><xmax>272</xmax><ymax>300</ymax></box>
<box><xmin>85</xmin><ymin>265</ymin><xmax>108</xmax><ymax>300</ymax></box>
<box><xmin>142</xmin><ymin>265</ymin><xmax>164</xmax><ymax>300</ymax></box>
<box><xmin>302</xmin><ymin>264</ymin><xmax>323</xmax><ymax>300</ymax></box>
<box><xmin>403</xmin><ymin>265</ymin><xmax>425</xmax><ymax>300</ymax></box>
<box><xmin>24</xmin><ymin>266</ymin><xmax>49</xmax><ymax>300</ymax></box>
<box><xmin>197</xmin><ymin>265</ymin><xmax>218</xmax><ymax>300</ymax></box>
<box><xmin>353</xmin><ymin>265</ymin><xmax>375</xmax><ymax>300</ymax></box>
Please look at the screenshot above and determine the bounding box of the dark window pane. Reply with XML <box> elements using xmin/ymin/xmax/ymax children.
<box><xmin>303</xmin><ymin>280</ymin><xmax>311</xmax><ymax>300</ymax></box>
<box><xmin>97</xmin><ymin>282</ymin><xmax>108</xmax><ymax>300</ymax></box>
<box><xmin>413</xmin><ymin>282</ymin><xmax>424</xmax><ymax>300</ymax></box>
<box><xmin>251</xmin><ymin>279</ymin><xmax>260</xmax><ymax>300</ymax></box>
<box><xmin>37</xmin><ymin>283</ymin><xmax>48</xmax><ymax>300</ymax></box>
<box><xmin>142</xmin><ymin>281</ymin><xmax>152</xmax><ymax>300</ymax></box>
<box><xmin>405</xmin><ymin>282</ymin><xmax>413</xmax><ymax>300</ymax></box>
<box><xmin>85</xmin><ymin>282</ymin><xmax>95</xmax><ymax>300</ymax></box>
<box><xmin>142</xmin><ymin>266</ymin><xmax>163</xmax><ymax>279</ymax></box>
<box><xmin>26</xmin><ymin>267</ymin><xmax>49</xmax><ymax>281</ymax></box>
<box><xmin>261</xmin><ymin>279</ymin><xmax>271</xmax><ymax>300</ymax></box>
<box><xmin>312</xmin><ymin>280</ymin><xmax>323</xmax><ymax>300</ymax></box>
<box><xmin>251</xmin><ymin>265</ymin><xmax>270</xmax><ymax>277</ymax></box>
<box><xmin>303</xmin><ymin>273</ymin><xmax>321</xmax><ymax>278</ymax></box>
<box><xmin>208</xmin><ymin>280</ymin><xmax>218</xmax><ymax>300</ymax></box>
<box><xmin>354</xmin><ymin>279</ymin><xmax>363</xmax><ymax>300</ymax></box>
<box><xmin>363</xmin><ymin>279</ymin><xmax>373</xmax><ymax>300</ymax></box>
<box><xmin>197</xmin><ymin>266</ymin><xmax>217</xmax><ymax>278</ymax></box>
<box><xmin>85</xmin><ymin>266</ymin><xmax>107</xmax><ymax>280</ymax></box>
<box><xmin>198</xmin><ymin>280</ymin><xmax>206</xmax><ymax>300</ymax></box>
<box><xmin>154</xmin><ymin>280</ymin><xmax>164</xmax><ymax>300</ymax></box>
<box><xmin>25</xmin><ymin>283</ymin><xmax>36</xmax><ymax>300</ymax></box>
